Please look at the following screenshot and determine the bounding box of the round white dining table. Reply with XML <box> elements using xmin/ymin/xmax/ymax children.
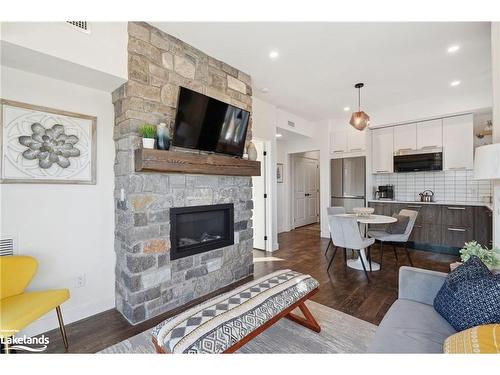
<box><xmin>332</xmin><ymin>213</ymin><xmax>397</xmax><ymax>272</ymax></box>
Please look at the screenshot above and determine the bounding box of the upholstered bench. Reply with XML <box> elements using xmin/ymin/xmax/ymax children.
<box><xmin>152</xmin><ymin>270</ymin><xmax>320</xmax><ymax>354</ymax></box>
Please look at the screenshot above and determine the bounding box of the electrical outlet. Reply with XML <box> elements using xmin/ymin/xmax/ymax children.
<box><xmin>76</xmin><ymin>274</ymin><xmax>86</xmax><ymax>288</ymax></box>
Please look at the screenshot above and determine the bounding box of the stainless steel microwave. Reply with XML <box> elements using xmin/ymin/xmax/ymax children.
<box><xmin>393</xmin><ymin>148</ymin><xmax>443</xmax><ymax>173</ymax></box>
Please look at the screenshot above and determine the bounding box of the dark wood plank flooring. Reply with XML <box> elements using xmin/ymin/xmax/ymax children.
<box><xmin>32</xmin><ymin>222</ymin><xmax>456</xmax><ymax>353</ymax></box>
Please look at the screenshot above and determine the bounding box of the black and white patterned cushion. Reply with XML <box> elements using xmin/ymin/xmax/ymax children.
<box><xmin>152</xmin><ymin>270</ymin><xmax>319</xmax><ymax>353</ymax></box>
<box><xmin>433</xmin><ymin>256</ymin><xmax>500</xmax><ymax>331</ymax></box>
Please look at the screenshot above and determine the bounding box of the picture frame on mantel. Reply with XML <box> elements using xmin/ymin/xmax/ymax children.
<box><xmin>0</xmin><ymin>99</ymin><xmax>97</xmax><ymax>184</ymax></box>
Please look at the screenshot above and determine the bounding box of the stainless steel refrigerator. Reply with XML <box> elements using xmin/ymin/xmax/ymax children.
<box><xmin>331</xmin><ymin>156</ymin><xmax>366</xmax><ymax>213</ymax></box>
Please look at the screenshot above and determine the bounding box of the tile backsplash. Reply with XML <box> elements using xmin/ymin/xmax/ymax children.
<box><xmin>373</xmin><ymin>170</ymin><xmax>493</xmax><ymax>203</ymax></box>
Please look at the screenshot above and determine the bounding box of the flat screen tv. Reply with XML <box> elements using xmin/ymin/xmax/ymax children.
<box><xmin>172</xmin><ymin>87</ymin><xmax>250</xmax><ymax>157</ymax></box>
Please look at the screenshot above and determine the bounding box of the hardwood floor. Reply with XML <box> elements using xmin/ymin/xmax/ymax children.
<box><xmin>31</xmin><ymin>222</ymin><xmax>456</xmax><ymax>353</ymax></box>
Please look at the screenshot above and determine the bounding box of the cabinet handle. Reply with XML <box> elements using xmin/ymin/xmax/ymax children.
<box><xmin>396</xmin><ymin>148</ymin><xmax>413</xmax><ymax>152</ymax></box>
<box><xmin>376</xmin><ymin>170</ymin><xmax>390</xmax><ymax>173</ymax></box>
<box><xmin>407</xmin><ymin>205</ymin><xmax>422</xmax><ymax>208</ymax></box>
<box><xmin>333</xmin><ymin>150</ymin><xmax>344</xmax><ymax>153</ymax></box>
<box><xmin>422</xmin><ymin>145</ymin><xmax>439</xmax><ymax>149</ymax></box>
<box><xmin>447</xmin><ymin>207</ymin><xmax>466</xmax><ymax>210</ymax></box>
<box><xmin>448</xmin><ymin>167</ymin><xmax>466</xmax><ymax>170</ymax></box>
<box><xmin>350</xmin><ymin>148</ymin><xmax>363</xmax><ymax>151</ymax></box>
<box><xmin>448</xmin><ymin>228</ymin><xmax>466</xmax><ymax>232</ymax></box>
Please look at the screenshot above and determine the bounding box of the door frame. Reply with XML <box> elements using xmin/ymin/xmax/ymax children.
<box><xmin>252</xmin><ymin>138</ymin><xmax>274</xmax><ymax>251</ymax></box>
<box><xmin>290</xmin><ymin>151</ymin><xmax>320</xmax><ymax>230</ymax></box>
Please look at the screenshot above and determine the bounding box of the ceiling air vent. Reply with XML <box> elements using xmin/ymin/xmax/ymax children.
<box><xmin>0</xmin><ymin>238</ymin><xmax>14</xmax><ymax>256</ymax></box>
<box><xmin>287</xmin><ymin>120</ymin><xmax>296</xmax><ymax>128</ymax></box>
<box><xmin>66</xmin><ymin>21</ymin><xmax>90</xmax><ymax>34</ymax></box>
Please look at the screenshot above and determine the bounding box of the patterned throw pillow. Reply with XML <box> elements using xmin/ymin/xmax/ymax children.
<box><xmin>444</xmin><ymin>324</ymin><xmax>500</xmax><ymax>353</ymax></box>
<box><xmin>433</xmin><ymin>256</ymin><xmax>500</xmax><ymax>332</ymax></box>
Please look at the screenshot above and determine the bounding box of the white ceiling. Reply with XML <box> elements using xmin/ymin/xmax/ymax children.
<box><xmin>152</xmin><ymin>22</ymin><xmax>492</xmax><ymax>121</ymax></box>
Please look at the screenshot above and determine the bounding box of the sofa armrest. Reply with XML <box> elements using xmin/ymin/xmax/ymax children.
<box><xmin>398</xmin><ymin>266</ymin><xmax>448</xmax><ymax>305</ymax></box>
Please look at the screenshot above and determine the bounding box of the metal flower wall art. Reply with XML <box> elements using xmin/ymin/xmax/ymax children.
<box><xmin>1</xmin><ymin>99</ymin><xmax>96</xmax><ymax>184</ymax></box>
<box><xmin>19</xmin><ymin>123</ymin><xmax>81</xmax><ymax>169</ymax></box>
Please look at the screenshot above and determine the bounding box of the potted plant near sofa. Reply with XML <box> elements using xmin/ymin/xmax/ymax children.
<box><xmin>450</xmin><ymin>241</ymin><xmax>500</xmax><ymax>272</ymax></box>
<box><xmin>139</xmin><ymin>124</ymin><xmax>157</xmax><ymax>149</ymax></box>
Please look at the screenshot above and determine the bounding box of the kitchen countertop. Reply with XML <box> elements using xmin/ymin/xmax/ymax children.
<box><xmin>367</xmin><ymin>199</ymin><xmax>493</xmax><ymax>211</ymax></box>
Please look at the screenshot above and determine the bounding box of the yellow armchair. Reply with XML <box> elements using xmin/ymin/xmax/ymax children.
<box><xmin>0</xmin><ymin>256</ymin><xmax>70</xmax><ymax>353</ymax></box>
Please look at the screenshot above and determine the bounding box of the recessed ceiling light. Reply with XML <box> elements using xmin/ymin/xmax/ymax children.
<box><xmin>260</xmin><ymin>87</ymin><xmax>269</xmax><ymax>93</ymax></box>
<box><xmin>269</xmin><ymin>50</ymin><xmax>279</xmax><ymax>59</ymax></box>
<box><xmin>343</xmin><ymin>106</ymin><xmax>351</xmax><ymax>112</ymax></box>
<box><xmin>450</xmin><ymin>80</ymin><xmax>461</xmax><ymax>87</ymax></box>
<box><xmin>447</xmin><ymin>45</ymin><xmax>460</xmax><ymax>53</ymax></box>
<box><xmin>276</xmin><ymin>133</ymin><xmax>282</xmax><ymax>138</ymax></box>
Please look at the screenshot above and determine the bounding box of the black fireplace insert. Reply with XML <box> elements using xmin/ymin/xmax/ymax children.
<box><xmin>170</xmin><ymin>203</ymin><xmax>234</xmax><ymax>260</ymax></box>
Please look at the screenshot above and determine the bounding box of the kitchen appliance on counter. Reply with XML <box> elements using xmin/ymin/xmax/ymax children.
<box><xmin>393</xmin><ymin>148</ymin><xmax>443</xmax><ymax>172</ymax></box>
<box><xmin>375</xmin><ymin>185</ymin><xmax>394</xmax><ymax>200</ymax></box>
<box><xmin>331</xmin><ymin>157</ymin><xmax>365</xmax><ymax>213</ymax></box>
<box><xmin>419</xmin><ymin>190</ymin><xmax>434</xmax><ymax>202</ymax></box>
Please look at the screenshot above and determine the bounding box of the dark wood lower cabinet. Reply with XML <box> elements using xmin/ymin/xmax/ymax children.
<box><xmin>442</xmin><ymin>226</ymin><xmax>474</xmax><ymax>248</ymax></box>
<box><xmin>368</xmin><ymin>201</ymin><xmax>492</xmax><ymax>252</ymax></box>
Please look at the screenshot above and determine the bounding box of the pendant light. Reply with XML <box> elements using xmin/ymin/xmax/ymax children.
<box><xmin>349</xmin><ymin>83</ymin><xmax>370</xmax><ymax>131</ymax></box>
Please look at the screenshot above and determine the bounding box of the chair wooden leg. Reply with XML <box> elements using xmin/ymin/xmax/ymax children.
<box><xmin>404</xmin><ymin>242</ymin><xmax>414</xmax><ymax>267</ymax></box>
<box><xmin>393</xmin><ymin>244</ymin><xmax>399</xmax><ymax>261</ymax></box>
<box><xmin>324</xmin><ymin>239</ymin><xmax>332</xmax><ymax>256</ymax></box>
<box><xmin>356</xmin><ymin>250</ymin><xmax>370</xmax><ymax>282</ymax></box>
<box><xmin>56</xmin><ymin>306</ymin><xmax>69</xmax><ymax>350</ymax></box>
<box><xmin>327</xmin><ymin>246</ymin><xmax>338</xmax><ymax>271</ymax></box>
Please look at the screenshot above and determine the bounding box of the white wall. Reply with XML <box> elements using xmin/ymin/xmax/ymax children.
<box><xmin>251</xmin><ymin>97</ymin><xmax>279</xmax><ymax>250</ymax></box>
<box><xmin>1</xmin><ymin>22</ymin><xmax>128</xmax><ymax>80</ymax></box>
<box><xmin>0</xmin><ymin>66</ymin><xmax>116</xmax><ymax>336</ymax></box>
<box><xmin>276</xmin><ymin>120</ymin><xmax>331</xmax><ymax>238</ymax></box>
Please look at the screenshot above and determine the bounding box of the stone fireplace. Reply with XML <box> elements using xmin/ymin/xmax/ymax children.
<box><xmin>112</xmin><ymin>22</ymin><xmax>254</xmax><ymax>324</ymax></box>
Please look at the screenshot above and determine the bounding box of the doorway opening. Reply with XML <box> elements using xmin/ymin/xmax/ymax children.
<box><xmin>290</xmin><ymin>151</ymin><xmax>320</xmax><ymax>231</ymax></box>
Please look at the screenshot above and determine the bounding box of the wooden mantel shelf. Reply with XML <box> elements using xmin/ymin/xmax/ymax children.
<box><xmin>134</xmin><ymin>149</ymin><xmax>261</xmax><ymax>177</ymax></box>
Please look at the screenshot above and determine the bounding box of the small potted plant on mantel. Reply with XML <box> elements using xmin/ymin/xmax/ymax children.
<box><xmin>450</xmin><ymin>241</ymin><xmax>500</xmax><ymax>272</ymax></box>
<box><xmin>138</xmin><ymin>124</ymin><xmax>157</xmax><ymax>149</ymax></box>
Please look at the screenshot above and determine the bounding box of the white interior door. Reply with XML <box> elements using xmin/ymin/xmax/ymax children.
<box><xmin>293</xmin><ymin>156</ymin><xmax>319</xmax><ymax>228</ymax></box>
<box><xmin>251</xmin><ymin>141</ymin><xmax>266</xmax><ymax>250</ymax></box>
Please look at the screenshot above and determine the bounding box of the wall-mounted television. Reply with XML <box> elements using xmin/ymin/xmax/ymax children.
<box><xmin>172</xmin><ymin>87</ymin><xmax>250</xmax><ymax>157</ymax></box>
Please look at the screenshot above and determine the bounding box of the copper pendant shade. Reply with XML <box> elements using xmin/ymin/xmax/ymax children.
<box><xmin>349</xmin><ymin>83</ymin><xmax>370</xmax><ymax>131</ymax></box>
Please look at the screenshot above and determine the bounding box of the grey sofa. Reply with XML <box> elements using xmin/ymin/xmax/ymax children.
<box><xmin>368</xmin><ymin>266</ymin><xmax>456</xmax><ymax>353</ymax></box>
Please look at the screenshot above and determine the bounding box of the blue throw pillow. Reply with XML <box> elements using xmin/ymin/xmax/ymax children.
<box><xmin>433</xmin><ymin>256</ymin><xmax>500</xmax><ymax>331</ymax></box>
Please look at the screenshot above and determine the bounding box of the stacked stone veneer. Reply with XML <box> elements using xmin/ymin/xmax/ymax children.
<box><xmin>112</xmin><ymin>22</ymin><xmax>254</xmax><ymax>324</ymax></box>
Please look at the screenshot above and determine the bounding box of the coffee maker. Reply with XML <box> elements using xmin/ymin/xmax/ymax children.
<box><xmin>375</xmin><ymin>185</ymin><xmax>394</xmax><ymax>200</ymax></box>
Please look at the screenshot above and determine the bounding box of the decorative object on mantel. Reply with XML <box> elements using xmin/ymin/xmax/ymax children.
<box><xmin>246</xmin><ymin>141</ymin><xmax>258</xmax><ymax>161</ymax></box>
<box><xmin>0</xmin><ymin>99</ymin><xmax>96</xmax><ymax>184</ymax></box>
<box><xmin>134</xmin><ymin>148</ymin><xmax>261</xmax><ymax>177</ymax></box>
<box><xmin>457</xmin><ymin>241</ymin><xmax>500</xmax><ymax>271</ymax></box>
<box><xmin>349</xmin><ymin>83</ymin><xmax>370</xmax><ymax>131</ymax></box>
<box><xmin>155</xmin><ymin>122</ymin><xmax>170</xmax><ymax>150</ymax></box>
<box><xmin>474</xmin><ymin>143</ymin><xmax>500</xmax><ymax>180</ymax></box>
<box><xmin>138</xmin><ymin>124</ymin><xmax>156</xmax><ymax>149</ymax></box>
<box><xmin>277</xmin><ymin>163</ymin><xmax>284</xmax><ymax>183</ymax></box>
<box><xmin>476</xmin><ymin>120</ymin><xmax>493</xmax><ymax>139</ymax></box>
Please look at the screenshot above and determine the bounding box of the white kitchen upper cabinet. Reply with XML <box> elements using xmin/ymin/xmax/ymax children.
<box><xmin>394</xmin><ymin>123</ymin><xmax>417</xmax><ymax>153</ymax></box>
<box><xmin>347</xmin><ymin>126</ymin><xmax>366</xmax><ymax>153</ymax></box>
<box><xmin>443</xmin><ymin>114</ymin><xmax>474</xmax><ymax>170</ymax></box>
<box><xmin>330</xmin><ymin>129</ymin><xmax>348</xmax><ymax>158</ymax></box>
<box><xmin>417</xmin><ymin>119</ymin><xmax>442</xmax><ymax>149</ymax></box>
<box><xmin>371</xmin><ymin>127</ymin><xmax>394</xmax><ymax>174</ymax></box>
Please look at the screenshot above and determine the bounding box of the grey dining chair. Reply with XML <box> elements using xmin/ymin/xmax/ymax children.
<box><xmin>327</xmin><ymin>215</ymin><xmax>375</xmax><ymax>281</ymax></box>
<box><xmin>367</xmin><ymin>209</ymin><xmax>418</xmax><ymax>267</ymax></box>
<box><xmin>324</xmin><ymin>206</ymin><xmax>346</xmax><ymax>256</ymax></box>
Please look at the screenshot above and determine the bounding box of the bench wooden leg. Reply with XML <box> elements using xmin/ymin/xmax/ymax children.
<box><xmin>285</xmin><ymin>301</ymin><xmax>321</xmax><ymax>333</ymax></box>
